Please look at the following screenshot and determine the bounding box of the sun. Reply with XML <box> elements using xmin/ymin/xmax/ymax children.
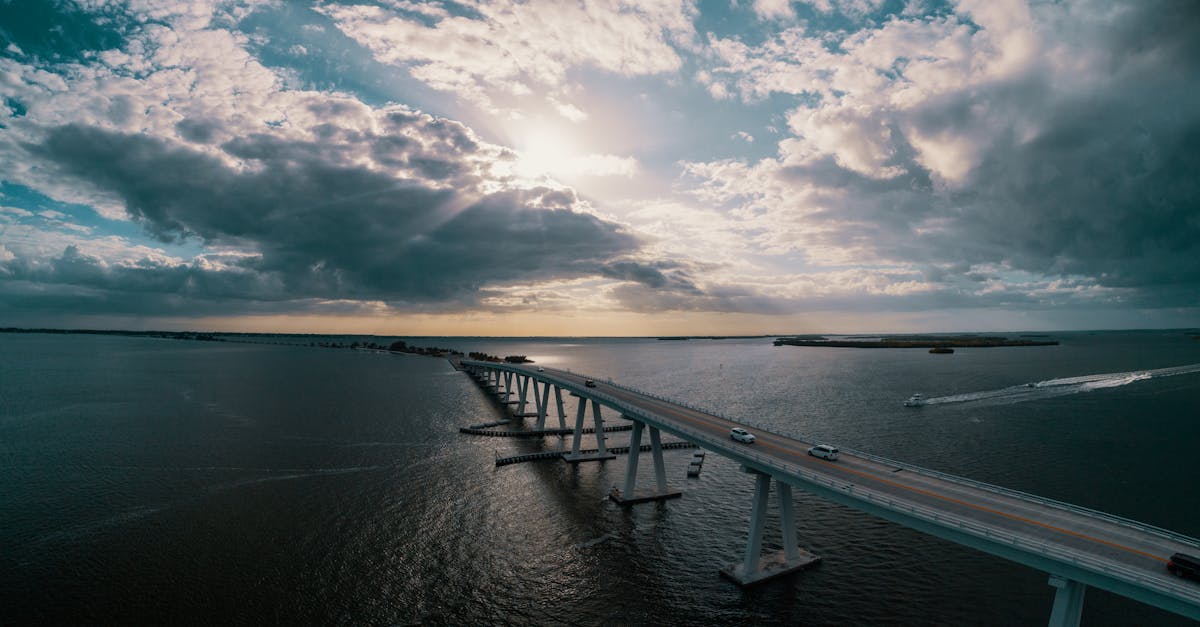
<box><xmin>511</xmin><ymin>123</ymin><xmax>582</xmax><ymax>179</ymax></box>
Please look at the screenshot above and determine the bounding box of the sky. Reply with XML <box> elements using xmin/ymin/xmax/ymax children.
<box><xmin>0</xmin><ymin>0</ymin><xmax>1197</xmax><ymax>336</ymax></box>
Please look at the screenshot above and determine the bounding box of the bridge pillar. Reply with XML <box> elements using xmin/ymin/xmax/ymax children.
<box><xmin>1046</xmin><ymin>575</ymin><xmax>1086</xmax><ymax>627</ymax></box>
<box><xmin>610</xmin><ymin>420</ymin><xmax>681</xmax><ymax>505</ymax></box>
<box><xmin>502</xmin><ymin>371</ymin><xmax>513</xmax><ymax>402</ymax></box>
<box><xmin>516</xmin><ymin>375</ymin><xmax>530</xmax><ymax>414</ymax></box>
<box><xmin>778</xmin><ymin>482</ymin><xmax>799</xmax><ymax>561</ymax></box>
<box><xmin>621</xmin><ymin>421</ymin><xmax>644</xmax><ymax>496</ymax></box>
<box><xmin>648</xmin><ymin>426</ymin><xmax>668</xmax><ymax>493</ymax></box>
<box><xmin>552</xmin><ymin>386</ymin><xmax>567</xmax><ymax>429</ymax></box>
<box><xmin>721</xmin><ymin>470</ymin><xmax>820</xmax><ymax>586</ymax></box>
<box><xmin>534</xmin><ymin>380</ymin><xmax>551</xmax><ymax>429</ymax></box>
<box><xmin>563</xmin><ymin>398</ymin><xmax>614</xmax><ymax>463</ymax></box>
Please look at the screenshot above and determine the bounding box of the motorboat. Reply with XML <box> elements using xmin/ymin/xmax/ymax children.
<box><xmin>903</xmin><ymin>393</ymin><xmax>926</xmax><ymax>407</ymax></box>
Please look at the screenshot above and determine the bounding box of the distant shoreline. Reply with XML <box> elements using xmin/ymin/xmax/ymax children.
<box><xmin>656</xmin><ymin>335</ymin><xmax>775</xmax><ymax>340</ymax></box>
<box><xmin>773</xmin><ymin>335</ymin><xmax>1059</xmax><ymax>348</ymax></box>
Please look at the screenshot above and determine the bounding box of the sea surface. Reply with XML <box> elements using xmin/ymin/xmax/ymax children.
<box><xmin>2</xmin><ymin>330</ymin><xmax>1199</xmax><ymax>625</ymax></box>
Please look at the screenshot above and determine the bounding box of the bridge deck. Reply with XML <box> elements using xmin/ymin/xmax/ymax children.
<box><xmin>464</xmin><ymin>361</ymin><xmax>1200</xmax><ymax>620</ymax></box>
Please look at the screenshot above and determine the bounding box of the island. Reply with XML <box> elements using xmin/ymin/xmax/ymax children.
<box><xmin>466</xmin><ymin>351</ymin><xmax>533</xmax><ymax>363</ymax></box>
<box><xmin>657</xmin><ymin>335</ymin><xmax>776</xmax><ymax>340</ymax></box>
<box><xmin>773</xmin><ymin>334</ymin><xmax>1059</xmax><ymax>348</ymax></box>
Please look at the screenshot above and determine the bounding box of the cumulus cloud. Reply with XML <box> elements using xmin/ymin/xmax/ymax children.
<box><xmin>685</xmin><ymin>0</ymin><xmax>1200</xmax><ymax>311</ymax></box>
<box><xmin>18</xmin><ymin>121</ymin><xmax>654</xmax><ymax>310</ymax></box>
<box><xmin>752</xmin><ymin>0</ymin><xmax>794</xmax><ymax>21</ymax></box>
<box><xmin>318</xmin><ymin>0</ymin><xmax>698</xmax><ymax>113</ymax></box>
<box><xmin>0</xmin><ymin>2</ymin><xmax>699</xmax><ymax>319</ymax></box>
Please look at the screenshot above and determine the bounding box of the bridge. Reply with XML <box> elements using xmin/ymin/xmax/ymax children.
<box><xmin>460</xmin><ymin>360</ymin><xmax>1200</xmax><ymax>626</ymax></box>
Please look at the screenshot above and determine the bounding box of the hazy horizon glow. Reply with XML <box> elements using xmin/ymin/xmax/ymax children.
<box><xmin>1</xmin><ymin>1</ymin><xmax>1197</xmax><ymax>334</ymax></box>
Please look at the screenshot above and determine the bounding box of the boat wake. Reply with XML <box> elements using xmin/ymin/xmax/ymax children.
<box><xmin>924</xmin><ymin>363</ymin><xmax>1200</xmax><ymax>407</ymax></box>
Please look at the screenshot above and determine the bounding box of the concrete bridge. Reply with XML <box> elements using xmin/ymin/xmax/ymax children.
<box><xmin>461</xmin><ymin>360</ymin><xmax>1200</xmax><ymax>626</ymax></box>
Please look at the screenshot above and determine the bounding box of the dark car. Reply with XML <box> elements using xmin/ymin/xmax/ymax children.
<box><xmin>1167</xmin><ymin>553</ymin><xmax>1200</xmax><ymax>581</ymax></box>
<box><xmin>584</xmin><ymin>380</ymin><xmax>596</xmax><ymax>387</ymax></box>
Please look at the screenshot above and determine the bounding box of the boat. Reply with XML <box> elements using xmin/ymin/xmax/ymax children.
<box><xmin>903</xmin><ymin>393</ymin><xmax>926</xmax><ymax>407</ymax></box>
<box><xmin>929</xmin><ymin>347</ymin><xmax>954</xmax><ymax>354</ymax></box>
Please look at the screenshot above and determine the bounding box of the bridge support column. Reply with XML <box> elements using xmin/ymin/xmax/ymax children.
<box><xmin>563</xmin><ymin>398</ymin><xmax>614</xmax><ymax>463</ymax></box>
<box><xmin>721</xmin><ymin>470</ymin><xmax>820</xmax><ymax>586</ymax></box>
<box><xmin>778</xmin><ymin>482</ymin><xmax>799</xmax><ymax>561</ymax></box>
<box><xmin>553</xmin><ymin>386</ymin><xmax>567</xmax><ymax>429</ymax></box>
<box><xmin>534</xmin><ymin>380</ymin><xmax>550</xmax><ymax>428</ymax></box>
<box><xmin>1046</xmin><ymin>575</ymin><xmax>1086</xmax><ymax>627</ymax></box>
<box><xmin>610</xmin><ymin>420</ymin><xmax>681</xmax><ymax>505</ymax></box>
<box><xmin>515</xmin><ymin>375</ymin><xmax>530</xmax><ymax>414</ymax></box>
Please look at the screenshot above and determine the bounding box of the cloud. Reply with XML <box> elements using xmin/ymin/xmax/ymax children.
<box><xmin>17</xmin><ymin>120</ymin><xmax>654</xmax><ymax>311</ymax></box>
<box><xmin>752</xmin><ymin>0</ymin><xmax>794</xmax><ymax>21</ymax></box>
<box><xmin>681</xmin><ymin>0</ymin><xmax>1200</xmax><ymax>311</ymax></box>
<box><xmin>318</xmin><ymin>1</ymin><xmax>698</xmax><ymax>112</ymax></box>
<box><xmin>550</xmin><ymin>98</ymin><xmax>588</xmax><ymax>123</ymax></box>
<box><xmin>2</xmin><ymin>0</ymin><xmax>1197</xmax><ymax>329</ymax></box>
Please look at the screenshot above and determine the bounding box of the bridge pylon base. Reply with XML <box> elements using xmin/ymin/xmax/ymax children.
<box><xmin>609</xmin><ymin>488</ymin><xmax>682</xmax><ymax>505</ymax></box>
<box><xmin>562</xmin><ymin>452</ymin><xmax>616</xmax><ymax>463</ymax></box>
<box><xmin>720</xmin><ymin>550</ymin><xmax>821</xmax><ymax>587</ymax></box>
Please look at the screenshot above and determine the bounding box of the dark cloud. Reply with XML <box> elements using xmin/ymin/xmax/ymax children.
<box><xmin>768</xmin><ymin>0</ymin><xmax>1200</xmax><ymax>310</ymax></box>
<box><xmin>16</xmin><ymin>119</ymin><xmax>653</xmax><ymax>314</ymax></box>
<box><xmin>610</xmin><ymin>282</ymin><xmax>787</xmax><ymax>314</ymax></box>
<box><xmin>598</xmin><ymin>259</ymin><xmax>699</xmax><ymax>291</ymax></box>
<box><xmin>935</xmin><ymin>46</ymin><xmax>1200</xmax><ymax>296</ymax></box>
<box><xmin>0</xmin><ymin>245</ymin><xmax>292</xmax><ymax>317</ymax></box>
<box><xmin>175</xmin><ymin>119</ymin><xmax>220</xmax><ymax>144</ymax></box>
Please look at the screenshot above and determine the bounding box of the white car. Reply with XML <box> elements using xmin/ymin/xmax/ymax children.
<box><xmin>537</xmin><ymin>367</ymin><xmax>545</xmax><ymax>372</ymax></box>
<box><xmin>730</xmin><ymin>427</ymin><xmax>756</xmax><ymax>443</ymax></box>
<box><xmin>808</xmin><ymin>444</ymin><xmax>839</xmax><ymax>461</ymax></box>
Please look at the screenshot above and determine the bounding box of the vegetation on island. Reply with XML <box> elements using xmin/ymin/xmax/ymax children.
<box><xmin>773</xmin><ymin>334</ymin><xmax>1059</xmax><ymax>348</ymax></box>
<box><xmin>467</xmin><ymin>351</ymin><xmax>533</xmax><ymax>363</ymax></box>
<box><xmin>656</xmin><ymin>335</ymin><xmax>776</xmax><ymax>340</ymax></box>
<box><xmin>312</xmin><ymin>339</ymin><xmax>463</xmax><ymax>357</ymax></box>
<box><xmin>0</xmin><ymin>327</ymin><xmax>224</xmax><ymax>341</ymax></box>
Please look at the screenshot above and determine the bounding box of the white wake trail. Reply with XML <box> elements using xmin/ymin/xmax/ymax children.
<box><xmin>923</xmin><ymin>363</ymin><xmax>1200</xmax><ymax>407</ymax></box>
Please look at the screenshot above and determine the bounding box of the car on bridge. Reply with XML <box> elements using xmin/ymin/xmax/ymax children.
<box><xmin>585</xmin><ymin>380</ymin><xmax>596</xmax><ymax>387</ymax></box>
<box><xmin>730</xmin><ymin>427</ymin><xmax>756</xmax><ymax>444</ymax></box>
<box><xmin>808</xmin><ymin>444</ymin><xmax>840</xmax><ymax>461</ymax></box>
<box><xmin>1168</xmin><ymin>552</ymin><xmax>1200</xmax><ymax>581</ymax></box>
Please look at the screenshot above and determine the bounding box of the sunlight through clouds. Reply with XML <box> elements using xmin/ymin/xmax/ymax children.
<box><xmin>0</xmin><ymin>0</ymin><xmax>1197</xmax><ymax>332</ymax></box>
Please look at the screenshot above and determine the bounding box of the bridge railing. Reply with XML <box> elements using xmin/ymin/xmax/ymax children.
<box><xmin>838</xmin><ymin>446</ymin><xmax>1200</xmax><ymax>548</ymax></box>
<box><xmin>463</xmin><ymin>362</ymin><xmax>1200</xmax><ymax>605</ymax></box>
<box><xmin>520</xmin><ymin>363</ymin><xmax>1200</xmax><ymax>549</ymax></box>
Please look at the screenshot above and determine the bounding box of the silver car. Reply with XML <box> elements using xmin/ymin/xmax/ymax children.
<box><xmin>730</xmin><ymin>427</ymin><xmax>756</xmax><ymax>443</ymax></box>
<box><xmin>808</xmin><ymin>444</ymin><xmax>839</xmax><ymax>460</ymax></box>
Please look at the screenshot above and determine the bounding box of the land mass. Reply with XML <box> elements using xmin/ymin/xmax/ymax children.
<box><xmin>773</xmin><ymin>334</ymin><xmax>1059</xmax><ymax>348</ymax></box>
<box><xmin>657</xmin><ymin>335</ymin><xmax>776</xmax><ymax>340</ymax></box>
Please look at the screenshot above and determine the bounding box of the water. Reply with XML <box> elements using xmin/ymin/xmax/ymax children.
<box><xmin>2</xmin><ymin>330</ymin><xmax>1199</xmax><ymax>625</ymax></box>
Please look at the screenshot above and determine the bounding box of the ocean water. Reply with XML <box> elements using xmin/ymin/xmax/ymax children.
<box><xmin>2</xmin><ymin>330</ymin><xmax>1199</xmax><ymax>625</ymax></box>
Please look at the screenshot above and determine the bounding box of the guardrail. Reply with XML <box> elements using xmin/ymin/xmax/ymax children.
<box><xmin>839</xmin><ymin>446</ymin><xmax>1200</xmax><ymax>548</ymax></box>
<box><xmin>461</xmin><ymin>362</ymin><xmax>1200</xmax><ymax>606</ymax></box>
<box><xmin>518</xmin><ymin>363</ymin><xmax>1200</xmax><ymax>547</ymax></box>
